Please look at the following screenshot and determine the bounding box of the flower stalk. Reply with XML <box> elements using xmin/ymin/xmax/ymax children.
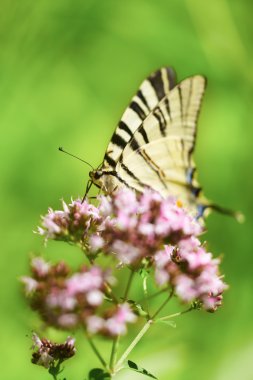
<box><xmin>85</xmin><ymin>332</ymin><xmax>107</xmax><ymax>369</ymax></box>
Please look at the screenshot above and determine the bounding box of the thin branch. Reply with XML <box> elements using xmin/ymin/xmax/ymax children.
<box><xmin>85</xmin><ymin>332</ymin><xmax>107</xmax><ymax>368</ymax></box>
<box><xmin>151</xmin><ymin>290</ymin><xmax>174</xmax><ymax>319</ymax></box>
<box><xmin>109</xmin><ymin>335</ymin><xmax>120</xmax><ymax>372</ymax></box>
<box><xmin>123</xmin><ymin>269</ymin><xmax>135</xmax><ymax>301</ymax></box>
<box><xmin>137</xmin><ymin>286</ymin><xmax>170</xmax><ymax>303</ymax></box>
<box><xmin>142</xmin><ymin>275</ymin><xmax>150</xmax><ymax>317</ymax></box>
<box><xmin>115</xmin><ymin>320</ymin><xmax>153</xmax><ymax>371</ymax></box>
<box><xmin>104</xmin><ymin>281</ymin><xmax>119</xmax><ymax>303</ymax></box>
<box><xmin>158</xmin><ymin>306</ymin><xmax>193</xmax><ymax>321</ymax></box>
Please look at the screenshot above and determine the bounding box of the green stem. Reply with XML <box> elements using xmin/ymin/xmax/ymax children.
<box><xmin>142</xmin><ymin>276</ymin><xmax>150</xmax><ymax>317</ymax></box>
<box><xmin>109</xmin><ymin>335</ymin><xmax>120</xmax><ymax>372</ymax></box>
<box><xmin>115</xmin><ymin>291</ymin><xmax>174</xmax><ymax>371</ymax></box>
<box><xmin>123</xmin><ymin>269</ymin><xmax>135</xmax><ymax>301</ymax></box>
<box><xmin>85</xmin><ymin>332</ymin><xmax>107</xmax><ymax>368</ymax></box>
<box><xmin>158</xmin><ymin>306</ymin><xmax>193</xmax><ymax>321</ymax></box>
<box><xmin>138</xmin><ymin>286</ymin><xmax>170</xmax><ymax>303</ymax></box>
<box><xmin>104</xmin><ymin>281</ymin><xmax>119</xmax><ymax>304</ymax></box>
<box><xmin>109</xmin><ymin>270</ymin><xmax>135</xmax><ymax>373</ymax></box>
<box><xmin>151</xmin><ymin>290</ymin><xmax>174</xmax><ymax>319</ymax></box>
<box><xmin>115</xmin><ymin>320</ymin><xmax>153</xmax><ymax>371</ymax></box>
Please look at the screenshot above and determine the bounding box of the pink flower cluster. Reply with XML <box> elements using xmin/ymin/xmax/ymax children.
<box><xmin>21</xmin><ymin>257</ymin><xmax>136</xmax><ymax>336</ymax></box>
<box><xmin>154</xmin><ymin>237</ymin><xmax>227</xmax><ymax>311</ymax></box>
<box><xmin>86</xmin><ymin>303</ymin><xmax>137</xmax><ymax>336</ymax></box>
<box><xmin>31</xmin><ymin>333</ymin><xmax>76</xmax><ymax>369</ymax></box>
<box><xmin>93</xmin><ymin>189</ymin><xmax>202</xmax><ymax>266</ymax></box>
<box><xmin>33</xmin><ymin>188</ymin><xmax>228</xmax><ymax>313</ymax></box>
<box><xmin>38</xmin><ymin>199</ymin><xmax>101</xmax><ymax>246</ymax></box>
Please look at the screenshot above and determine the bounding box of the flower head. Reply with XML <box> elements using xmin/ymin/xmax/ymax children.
<box><xmin>37</xmin><ymin>199</ymin><xmax>101</xmax><ymax>247</ymax></box>
<box><xmin>22</xmin><ymin>257</ymin><xmax>114</xmax><ymax>330</ymax></box>
<box><xmin>94</xmin><ymin>188</ymin><xmax>203</xmax><ymax>266</ymax></box>
<box><xmin>31</xmin><ymin>333</ymin><xmax>76</xmax><ymax>369</ymax></box>
<box><xmin>154</xmin><ymin>237</ymin><xmax>228</xmax><ymax>311</ymax></box>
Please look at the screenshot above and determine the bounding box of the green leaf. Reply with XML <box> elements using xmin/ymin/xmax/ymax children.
<box><xmin>88</xmin><ymin>368</ymin><xmax>111</xmax><ymax>380</ymax></box>
<box><xmin>127</xmin><ymin>360</ymin><xmax>157</xmax><ymax>379</ymax></box>
<box><xmin>127</xmin><ymin>300</ymin><xmax>148</xmax><ymax>317</ymax></box>
<box><xmin>139</xmin><ymin>267</ymin><xmax>150</xmax><ymax>279</ymax></box>
<box><xmin>155</xmin><ymin>319</ymin><xmax>176</xmax><ymax>328</ymax></box>
<box><xmin>103</xmin><ymin>295</ymin><xmax>114</xmax><ymax>303</ymax></box>
<box><xmin>191</xmin><ymin>300</ymin><xmax>202</xmax><ymax>310</ymax></box>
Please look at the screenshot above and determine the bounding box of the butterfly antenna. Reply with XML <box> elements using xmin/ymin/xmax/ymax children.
<box><xmin>59</xmin><ymin>147</ymin><xmax>94</xmax><ymax>170</ymax></box>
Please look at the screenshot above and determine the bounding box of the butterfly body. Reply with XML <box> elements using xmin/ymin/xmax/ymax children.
<box><xmin>89</xmin><ymin>67</ymin><xmax>208</xmax><ymax>214</ymax></box>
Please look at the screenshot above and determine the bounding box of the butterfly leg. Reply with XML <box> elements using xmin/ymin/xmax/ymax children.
<box><xmin>82</xmin><ymin>180</ymin><xmax>93</xmax><ymax>203</ymax></box>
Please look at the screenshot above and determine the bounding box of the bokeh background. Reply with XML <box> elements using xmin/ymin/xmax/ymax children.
<box><xmin>1</xmin><ymin>0</ymin><xmax>253</xmax><ymax>379</ymax></box>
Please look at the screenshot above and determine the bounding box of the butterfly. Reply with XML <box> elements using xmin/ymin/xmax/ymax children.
<box><xmin>88</xmin><ymin>67</ymin><xmax>241</xmax><ymax>219</ymax></box>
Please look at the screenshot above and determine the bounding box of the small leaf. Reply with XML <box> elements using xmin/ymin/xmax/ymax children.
<box><xmin>155</xmin><ymin>319</ymin><xmax>176</xmax><ymax>328</ymax></box>
<box><xmin>103</xmin><ymin>295</ymin><xmax>114</xmax><ymax>303</ymax></box>
<box><xmin>127</xmin><ymin>300</ymin><xmax>148</xmax><ymax>317</ymax></box>
<box><xmin>191</xmin><ymin>300</ymin><xmax>202</xmax><ymax>310</ymax></box>
<box><xmin>139</xmin><ymin>268</ymin><xmax>150</xmax><ymax>279</ymax></box>
<box><xmin>88</xmin><ymin>368</ymin><xmax>111</xmax><ymax>380</ymax></box>
<box><xmin>127</xmin><ymin>360</ymin><xmax>157</xmax><ymax>379</ymax></box>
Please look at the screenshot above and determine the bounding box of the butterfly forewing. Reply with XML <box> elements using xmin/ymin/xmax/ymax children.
<box><xmin>116</xmin><ymin>75</ymin><xmax>206</xmax><ymax>203</ymax></box>
<box><xmin>103</xmin><ymin>67</ymin><xmax>177</xmax><ymax>170</ymax></box>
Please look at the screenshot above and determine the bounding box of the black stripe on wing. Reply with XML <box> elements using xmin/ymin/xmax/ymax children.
<box><xmin>111</xmin><ymin>133</ymin><xmax>127</xmax><ymax>148</ymax></box>
<box><xmin>122</xmin><ymin>135</ymin><xmax>168</xmax><ymax>190</ymax></box>
<box><xmin>148</xmin><ymin>67</ymin><xmax>177</xmax><ymax>101</ymax></box>
<box><xmin>118</xmin><ymin>121</ymin><xmax>133</xmax><ymax>138</ymax></box>
<box><xmin>129</xmin><ymin>101</ymin><xmax>146</xmax><ymax>120</ymax></box>
<box><xmin>104</xmin><ymin>153</ymin><xmax>117</xmax><ymax>167</ymax></box>
<box><xmin>121</xmin><ymin>163</ymin><xmax>150</xmax><ymax>189</ymax></box>
<box><xmin>137</xmin><ymin>89</ymin><xmax>150</xmax><ymax>111</ymax></box>
<box><xmin>138</xmin><ymin>127</ymin><xmax>149</xmax><ymax>144</ymax></box>
<box><xmin>153</xmin><ymin>106</ymin><xmax>167</xmax><ymax>137</ymax></box>
<box><xmin>103</xmin><ymin>67</ymin><xmax>177</xmax><ymax>169</ymax></box>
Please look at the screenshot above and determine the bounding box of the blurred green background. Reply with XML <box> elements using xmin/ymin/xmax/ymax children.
<box><xmin>1</xmin><ymin>0</ymin><xmax>253</xmax><ymax>379</ymax></box>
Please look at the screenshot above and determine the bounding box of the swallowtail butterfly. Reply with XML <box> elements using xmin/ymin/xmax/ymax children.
<box><xmin>88</xmin><ymin>67</ymin><xmax>240</xmax><ymax>219</ymax></box>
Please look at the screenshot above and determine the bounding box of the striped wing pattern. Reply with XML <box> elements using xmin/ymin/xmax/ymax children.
<box><xmin>93</xmin><ymin>67</ymin><xmax>207</xmax><ymax>211</ymax></box>
<box><xmin>117</xmin><ymin>76</ymin><xmax>206</xmax><ymax>202</ymax></box>
<box><xmin>103</xmin><ymin>67</ymin><xmax>176</xmax><ymax>169</ymax></box>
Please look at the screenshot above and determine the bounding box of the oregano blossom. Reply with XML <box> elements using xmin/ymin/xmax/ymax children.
<box><xmin>22</xmin><ymin>188</ymin><xmax>229</xmax><ymax>379</ymax></box>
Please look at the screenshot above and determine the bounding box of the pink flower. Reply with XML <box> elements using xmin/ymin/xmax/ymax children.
<box><xmin>31</xmin><ymin>257</ymin><xmax>50</xmax><ymax>277</ymax></box>
<box><xmin>154</xmin><ymin>237</ymin><xmax>227</xmax><ymax>311</ymax></box>
<box><xmin>86</xmin><ymin>316</ymin><xmax>105</xmax><ymax>334</ymax></box>
<box><xmin>104</xmin><ymin>303</ymin><xmax>137</xmax><ymax>336</ymax></box>
<box><xmin>114</xmin><ymin>188</ymin><xmax>138</xmax><ymax>214</ymax></box>
<box><xmin>37</xmin><ymin>199</ymin><xmax>101</xmax><ymax>248</ymax></box>
<box><xmin>86</xmin><ymin>290</ymin><xmax>104</xmax><ymax>306</ymax></box>
<box><xmin>111</xmin><ymin>240</ymin><xmax>141</xmax><ymax>265</ymax></box>
<box><xmin>94</xmin><ymin>188</ymin><xmax>204</xmax><ymax>266</ymax></box>
<box><xmin>202</xmin><ymin>293</ymin><xmax>223</xmax><ymax>312</ymax></box>
<box><xmin>89</xmin><ymin>235</ymin><xmax>104</xmax><ymax>252</ymax></box>
<box><xmin>58</xmin><ymin>314</ymin><xmax>78</xmax><ymax>328</ymax></box>
<box><xmin>66</xmin><ymin>267</ymin><xmax>104</xmax><ymax>295</ymax></box>
<box><xmin>46</xmin><ymin>291</ymin><xmax>77</xmax><ymax>310</ymax></box>
<box><xmin>174</xmin><ymin>275</ymin><xmax>198</xmax><ymax>302</ymax></box>
<box><xmin>22</xmin><ymin>259</ymin><xmax>114</xmax><ymax>330</ymax></box>
<box><xmin>21</xmin><ymin>276</ymin><xmax>38</xmax><ymax>294</ymax></box>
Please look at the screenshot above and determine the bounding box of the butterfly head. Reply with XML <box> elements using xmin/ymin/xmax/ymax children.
<box><xmin>89</xmin><ymin>169</ymin><xmax>104</xmax><ymax>188</ymax></box>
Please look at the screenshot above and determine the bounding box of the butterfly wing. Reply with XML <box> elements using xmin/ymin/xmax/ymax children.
<box><xmin>103</xmin><ymin>67</ymin><xmax>177</xmax><ymax>170</ymax></box>
<box><xmin>116</xmin><ymin>75</ymin><xmax>207</xmax><ymax>207</ymax></box>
